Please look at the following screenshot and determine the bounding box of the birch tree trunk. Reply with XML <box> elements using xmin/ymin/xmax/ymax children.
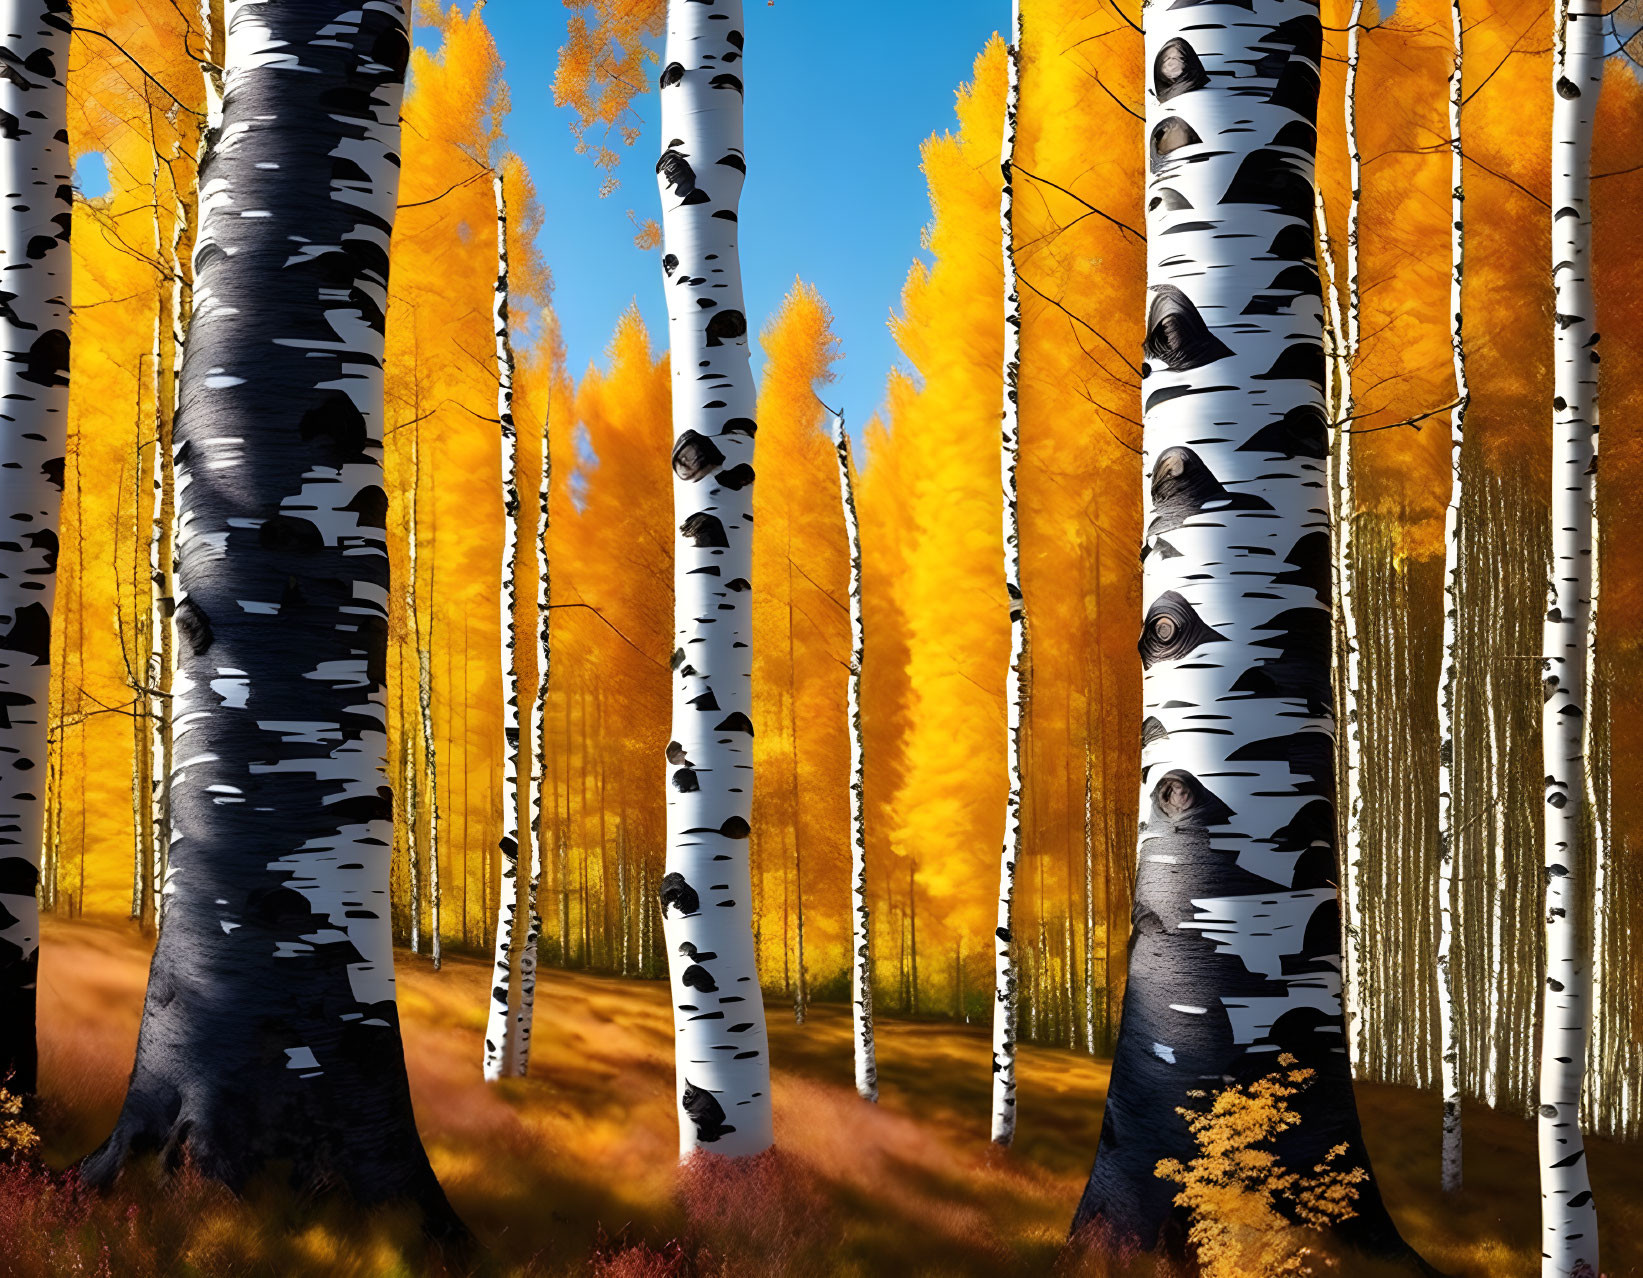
<box><xmin>404</xmin><ymin>426</ymin><xmax>423</xmax><ymax>955</ymax></box>
<box><xmin>0</xmin><ymin>0</ymin><xmax>71</xmax><ymax>1097</ymax></box>
<box><xmin>82</xmin><ymin>4</ymin><xmax>456</xmax><ymax>1226</ymax></box>
<box><xmin>991</xmin><ymin>0</ymin><xmax>1025</xmax><ymax>1150</ymax></box>
<box><xmin>1337</xmin><ymin>0</ymin><xmax>1366</xmax><ymax>1072</ymax></box>
<box><xmin>484</xmin><ymin>170</ymin><xmax>532</xmax><ymax>1081</ymax></box>
<box><xmin>655</xmin><ymin>0</ymin><xmax>772</xmax><ymax>1159</ymax></box>
<box><xmin>517</xmin><ymin>366</ymin><xmax>553</xmax><ymax>1062</ymax></box>
<box><xmin>1073</xmin><ymin>0</ymin><xmax>1411</xmax><ymax>1256</ymax></box>
<box><xmin>831</xmin><ymin>411</ymin><xmax>876</xmax><ymax>1102</ymax></box>
<box><xmin>1083</xmin><ymin>746</ymin><xmax>1095</xmax><ymax>1054</ymax></box>
<box><xmin>1539</xmin><ymin>1</ymin><xmax>1604</xmax><ymax>1270</ymax></box>
<box><xmin>1434</xmin><ymin>0</ymin><xmax>1469</xmax><ymax>1195</ymax></box>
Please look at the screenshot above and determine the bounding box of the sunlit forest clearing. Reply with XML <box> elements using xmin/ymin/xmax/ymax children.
<box><xmin>20</xmin><ymin>917</ymin><xmax>1643</xmax><ymax>1278</ymax></box>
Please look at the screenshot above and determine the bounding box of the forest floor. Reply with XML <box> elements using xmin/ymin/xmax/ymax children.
<box><xmin>14</xmin><ymin>916</ymin><xmax>1643</xmax><ymax>1277</ymax></box>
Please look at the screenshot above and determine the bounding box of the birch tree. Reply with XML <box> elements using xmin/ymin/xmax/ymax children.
<box><xmin>991</xmin><ymin>0</ymin><xmax>1025</xmax><ymax>1151</ymax></box>
<box><xmin>1073</xmin><ymin>0</ymin><xmax>1414</xmax><ymax>1258</ymax></box>
<box><xmin>1539</xmin><ymin>0</ymin><xmax>1605</xmax><ymax>1270</ymax></box>
<box><xmin>1434</xmin><ymin>0</ymin><xmax>1469</xmax><ymax>1195</ymax></box>
<box><xmin>82</xmin><ymin>3</ymin><xmax>456</xmax><ymax>1226</ymax></box>
<box><xmin>484</xmin><ymin>165</ymin><xmax>536</xmax><ymax>1082</ymax></box>
<box><xmin>655</xmin><ymin>0</ymin><xmax>772</xmax><ymax>1159</ymax></box>
<box><xmin>0</xmin><ymin>0</ymin><xmax>71</xmax><ymax>1097</ymax></box>
<box><xmin>831</xmin><ymin>408</ymin><xmax>876</xmax><ymax>1103</ymax></box>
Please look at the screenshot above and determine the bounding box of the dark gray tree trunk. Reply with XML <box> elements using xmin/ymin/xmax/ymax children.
<box><xmin>0</xmin><ymin>0</ymin><xmax>71</xmax><ymax>1098</ymax></box>
<box><xmin>1072</xmin><ymin>0</ymin><xmax>1415</xmax><ymax>1263</ymax></box>
<box><xmin>82</xmin><ymin>2</ymin><xmax>457</xmax><ymax>1230</ymax></box>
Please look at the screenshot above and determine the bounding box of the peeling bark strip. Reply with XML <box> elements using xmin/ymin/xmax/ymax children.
<box><xmin>483</xmin><ymin>171</ymin><xmax>533</xmax><ymax>1082</ymax></box>
<box><xmin>0</xmin><ymin>0</ymin><xmax>71</xmax><ymax>1097</ymax></box>
<box><xmin>991</xmin><ymin>0</ymin><xmax>1025</xmax><ymax>1151</ymax></box>
<box><xmin>655</xmin><ymin>0</ymin><xmax>772</xmax><ymax>1160</ymax></box>
<box><xmin>1073</xmin><ymin>0</ymin><xmax>1409</xmax><ymax>1256</ymax></box>
<box><xmin>82</xmin><ymin>2</ymin><xmax>455</xmax><ymax>1225</ymax></box>
<box><xmin>1434</xmin><ymin>0</ymin><xmax>1469</xmax><ymax>1197</ymax></box>
<box><xmin>831</xmin><ymin>412</ymin><xmax>876</xmax><ymax>1103</ymax></box>
<box><xmin>1540</xmin><ymin>2</ymin><xmax>1604</xmax><ymax>1272</ymax></box>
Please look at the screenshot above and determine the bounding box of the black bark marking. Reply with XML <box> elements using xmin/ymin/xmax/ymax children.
<box><xmin>1223</xmin><ymin>149</ymin><xmax>1313</xmax><ymax>222</ymax></box>
<box><xmin>1154</xmin><ymin>38</ymin><xmax>1208</xmax><ymax>103</ymax></box>
<box><xmin>1150</xmin><ymin>117</ymin><xmax>1202</xmax><ymax>171</ymax></box>
<box><xmin>1139</xmin><ymin>591</ymin><xmax>1228</xmax><ymax>668</ymax></box>
<box><xmin>672</xmin><ymin>429</ymin><xmax>726</xmax><ymax>481</ymax></box>
<box><xmin>704</xmin><ymin>310</ymin><xmax>747</xmax><ymax>347</ymax></box>
<box><xmin>680</xmin><ymin>1081</ymin><xmax>735</xmax><ymax>1142</ymax></box>
<box><xmin>659</xmin><ymin>872</ymin><xmax>701</xmax><ymax>918</ymax></box>
<box><xmin>1149</xmin><ymin>445</ymin><xmax>1272</xmax><ymax>538</ymax></box>
<box><xmin>1239</xmin><ymin>403</ymin><xmax>1328</xmax><ymax>458</ymax></box>
<box><xmin>1143</xmin><ymin>286</ymin><xmax>1233</xmax><ymax>373</ymax></box>
<box><xmin>680</xmin><ymin>513</ymin><xmax>729</xmax><ymax>547</ymax></box>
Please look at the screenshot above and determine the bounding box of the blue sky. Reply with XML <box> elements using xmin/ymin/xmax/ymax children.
<box><xmin>482</xmin><ymin>1</ymin><xmax>1007</xmax><ymax>435</ymax></box>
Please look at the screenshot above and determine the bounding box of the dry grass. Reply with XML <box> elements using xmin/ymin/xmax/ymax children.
<box><xmin>18</xmin><ymin>916</ymin><xmax>1643</xmax><ymax>1276</ymax></box>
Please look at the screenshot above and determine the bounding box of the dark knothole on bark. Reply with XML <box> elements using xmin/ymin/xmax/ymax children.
<box><xmin>659</xmin><ymin>872</ymin><xmax>701</xmax><ymax>918</ymax></box>
<box><xmin>1557</xmin><ymin>75</ymin><xmax>1580</xmax><ymax>99</ymax></box>
<box><xmin>1143</xmin><ymin>287</ymin><xmax>1233</xmax><ymax>373</ymax></box>
<box><xmin>657</xmin><ymin>149</ymin><xmax>705</xmax><ymax>205</ymax></box>
<box><xmin>672</xmin><ymin>768</ymin><xmax>700</xmax><ymax>793</ymax></box>
<box><xmin>663</xmin><ymin>253</ymin><xmax>679</xmax><ymax>276</ymax></box>
<box><xmin>660</xmin><ymin>61</ymin><xmax>685</xmax><ymax>89</ymax></box>
<box><xmin>718</xmin><ymin>816</ymin><xmax>751</xmax><ymax>840</ymax></box>
<box><xmin>0</xmin><ymin>691</ymin><xmax>31</xmax><ymax>730</ymax></box>
<box><xmin>20</xmin><ymin>330</ymin><xmax>69</xmax><ymax>388</ymax></box>
<box><xmin>681</xmin><ymin>1081</ymin><xmax>735</xmax><ymax>1143</ymax></box>
<box><xmin>1141</xmin><ymin>716</ymin><xmax>1170</xmax><ymax>750</ymax></box>
<box><xmin>1149</xmin><ymin>186</ymin><xmax>1193</xmax><ymax>213</ymax></box>
<box><xmin>715</xmin><ymin>463</ymin><xmax>755</xmax><ymax>491</ymax></box>
<box><xmin>1223</xmin><ymin>149</ymin><xmax>1312</xmax><ymax>223</ymax></box>
<box><xmin>666</xmin><ymin>741</ymin><xmax>693</xmax><ymax>766</ymax></box>
<box><xmin>671</xmin><ymin>647</ymin><xmax>688</xmax><ymax>671</ymax></box>
<box><xmin>689</xmin><ymin>689</ymin><xmax>721</xmax><ymax>711</ymax></box>
<box><xmin>1149</xmin><ymin>117</ymin><xmax>1201</xmax><ymax>171</ymax></box>
<box><xmin>720</xmin><ymin>418</ymin><xmax>757</xmax><ymax>437</ymax></box>
<box><xmin>680</xmin><ymin>512</ymin><xmax>729</xmax><ymax>548</ymax></box>
<box><xmin>673</xmin><ymin>429</ymin><xmax>726</xmax><ymax>481</ymax></box>
<box><xmin>175</xmin><ymin>599</ymin><xmax>214</xmax><ymax>655</ymax></box>
<box><xmin>705</xmin><ymin>310</ymin><xmax>747</xmax><ymax>347</ymax></box>
<box><xmin>259</xmin><ymin>515</ymin><xmax>324</xmax><ymax>554</ymax></box>
<box><xmin>1140</xmin><ymin>590</ymin><xmax>1228</xmax><ymax>668</ymax></box>
<box><xmin>681</xmin><ymin>963</ymin><xmax>718</xmax><ymax>993</ymax></box>
<box><xmin>1240</xmin><ymin>403</ymin><xmax>1328</xmax><ymax>458</ymax></box>
<box><xmin>1148</xmin><ymin>444</ymin><xmax>1272</xmax><ymax>538</ymax></box>
<box><xmin>0</xmin><ymin>602</ymin><xmax>48</xmax><ymax>665</ymax></box>
<box><xmin>709</xmin><ymin>73</ymin><xmax>743</xmax><ymax>95</ymax></box>
<box><xmin>724</xmin><ymin>578</ymin><xmax>751</xmax><ymax>592</ymax></box>
<box><xmin>298</xmin><ymin>391</ymin><xmax>370</xmax><ymax>461</ymax></box>
<box><xmin>717</xmin><ymin>153</ymin><xmax>746</xmax><ymax>173</ymax></box>
<box><xmin>714</xmin><ymin>712</ymin><xmax>754</xmax><ymax>735</ymax></box>
<box><xmin>41</xmin><ymin>455</ymin><xmax>64</xmax><ymax>491</ymax></box>
<box><xmin>1149</xmin><ymin>768</ymin><xmax>1234</xmax><ymax>829</ymax></box>
<box><xmin>1154</xmin><ymin>38</ymin><xmax>1208</xmax><ymax>103</ymax></box>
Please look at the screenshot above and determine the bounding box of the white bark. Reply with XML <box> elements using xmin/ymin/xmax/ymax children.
<box><xmin>484</xmin><ymin>170</ymin><xmax>531</xmax><ymax>1081</ymax></box>
<box><xmin>404</xmin><ymin>426</ymin><xmax>422</xmax><ymax>955</ymax></box>
<box><xmin>1540</xmin><ymin>2</ymin><xmax>1604</xmax><ymax>1271</ymax></box>
<box><xmin>0</xmin><ymin>0</ymin><xmax>72</xmax><ymax>1095</ymax></box>
<box><xmin>518</xmin><ymin>386</ymin><xmax>553</xmax><ymax>1069</ymax></box>
<box><xmin>420</xmin><ymin>641</ymin><xmax>439</xmax><ymax>968</ymax></box>
<box><xmin>656</xmin><ymin>0</ymin><xmax>772</xmax><ymax>1159</ymax></box>
<box><xmin>1434</xmin><ymin>0</ymin><xmax>1468</xmax><ymax>1195</ymax></box>
<box><xmin>831</xmin><ymin>411</ymin><xmax>876</xmax><ymax>1103</ymax></box>
<box><xmin>991</xmin><ymin>0</ymin><xmax>1025</xmax><ymax>1150</ymax></box>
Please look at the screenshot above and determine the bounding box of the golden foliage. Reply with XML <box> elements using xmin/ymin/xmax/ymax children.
<box><xmin>1156</xmin><ymin>1058</ymin><xmax>1368</xmax><ymax>1278</ymax></box>
<box><xmin>554</xmin><ymin>0</ymin><xmax>668</xmax><ymax>193</ymax></box>
<box><xmin>0</xmin><ymin>1091</ymin><xmax>40</xmax><ymax>1160</ymax></box>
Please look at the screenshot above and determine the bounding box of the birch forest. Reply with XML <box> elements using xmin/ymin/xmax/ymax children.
<box><xmin>5</xmin><ymin>0</ymin><xmax>1643</xmax><ymax>1274</ymax></box>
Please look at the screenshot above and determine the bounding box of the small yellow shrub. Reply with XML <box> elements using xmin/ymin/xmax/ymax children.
<box><xmin>1156</xmin><ymin>1056</ymin><xmax>1367</xmax><ymax>1278</ymax></box>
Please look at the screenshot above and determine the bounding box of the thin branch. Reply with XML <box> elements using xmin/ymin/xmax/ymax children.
<box><xmin>1017</xmin><ymin>272</ymin><xmax>1142</xmax><ymax>379</ymax></box>
<box><xmin>1014</xmin><ymin>164</ymin><xmax>1143</xmax><ymax>239</ymax></box>
<box><xmin>545</xmin><ymin>603</ymin><xmax>663</xmax><ymax>669</ymax></box>
<box><xmin>71</xmin><ymin>28</ymin><xmax>202</xmax><ymax>116</ymax></box>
